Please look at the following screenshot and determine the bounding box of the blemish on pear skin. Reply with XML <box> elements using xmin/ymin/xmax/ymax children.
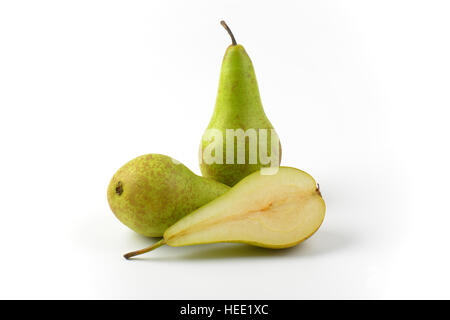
<box><xmin>116</xmin><ymin>181</ymin><xmax>123</xmax><ymax>195</ymax></box>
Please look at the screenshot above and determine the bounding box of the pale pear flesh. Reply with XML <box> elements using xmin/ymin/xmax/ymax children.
<box><xmin>165</xmin><ymin>167</ymin><xmax>325</xmax><ymax>248</ymax></box>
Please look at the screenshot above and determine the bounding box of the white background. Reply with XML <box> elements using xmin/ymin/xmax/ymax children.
<box><xmin>1</xmin><ymin>1</ymin><xmax>449</xmax><ymax>299</ymax></box>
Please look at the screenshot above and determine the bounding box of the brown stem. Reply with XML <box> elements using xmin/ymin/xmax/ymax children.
<box><xmin>220</xmin><ymin>20</ymin><xmax>237</xmax><ymax>45</ymax></box>
<box><xmin>123</xmin><ymin>238</ymin><xmax>167</xmax><ymax>259</ymax></box>
<box><xmin>316</xmin><ymin>184</ymin><xmax>322</xmax><ymax>197</ymax></box>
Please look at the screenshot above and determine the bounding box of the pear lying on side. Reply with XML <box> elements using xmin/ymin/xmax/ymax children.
<box><xmin>124</xmin><ymin>167</ymin><xmax>325</xmax><ymax>258</ymax></box>
<box><xmin>107</xmin><ymin>154</ymin><xmax>230</xmax><ymax>237</ymax></box>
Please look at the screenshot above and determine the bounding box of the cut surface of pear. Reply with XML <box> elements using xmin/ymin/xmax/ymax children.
<box><xmin>124</xmin><ymin>167</ymin><xmax>325</xmax><ymax>259</ymax></box>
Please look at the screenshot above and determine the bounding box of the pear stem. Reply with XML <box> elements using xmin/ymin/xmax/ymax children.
<box><xmin>220</xmin><ymin>20</ymin><xmax>237</xmax><ymax>45</ymax></box>
<box><xmin>123</xmin><ymin>238</ymin><xmax>167</xmax><ymax>259</ymax></box>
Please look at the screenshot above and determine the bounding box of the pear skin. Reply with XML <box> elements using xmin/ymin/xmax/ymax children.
<box><xmin>107</xmin><ymin>154</ymin><xmax>230</xmax><ymax>237</ymax></box>
<box><xmin>199</xmin><ymin>21</ymin><xmax>281</xmax><ymax>186</ymax></box>
<box><xmin>124</xmin><ymin>167</ymin><xmax>325</xmax><ymax>259</ymax></box>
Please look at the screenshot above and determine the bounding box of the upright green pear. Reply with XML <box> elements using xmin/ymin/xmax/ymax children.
<box><xmin>107</xmin><ymin>154</ymin><xmax>230</xmax><ymax>237</ymax></box>
<box><xmin>199</xmin><ymin>21</ymin><xmax>281</xmax><ymax>186</ymax></box>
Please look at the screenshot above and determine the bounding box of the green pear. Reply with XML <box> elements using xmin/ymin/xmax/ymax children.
<box><xmin>199</xmin><ymin>21</ymin><xmax>281</xmax><ymax>186</ymax></box>
<box><xmin>124</xmin><ymin>167</ymin><xmax>325</xmax><ymax>258</ymax></box>
<box><xmin>107</xmin><ymin>154</ymin><xmax>230</xmax><ymax>237</ymax></box>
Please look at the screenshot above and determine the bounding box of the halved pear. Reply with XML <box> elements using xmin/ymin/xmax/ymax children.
<box><xmin>124</xmin><ymin>167</ymin><xmax>325</xmax><ymax>259</ymax></box>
